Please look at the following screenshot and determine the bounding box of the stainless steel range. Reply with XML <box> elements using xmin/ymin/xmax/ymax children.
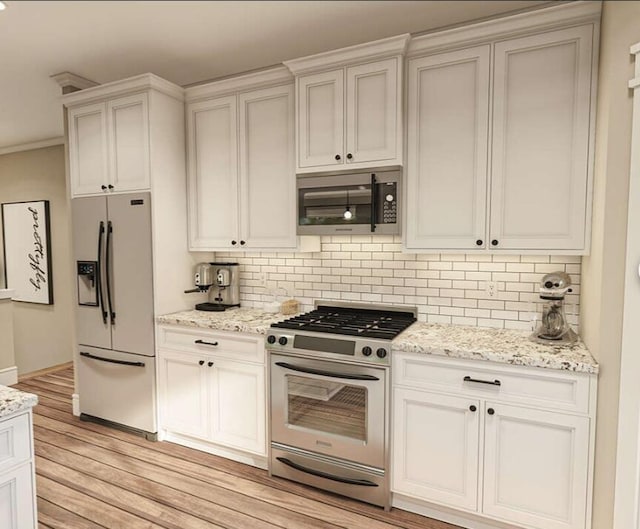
<box><xmin>266</xmin><ymin>301</ymin><xmax>417</xmax><ymax>510</ymax></box>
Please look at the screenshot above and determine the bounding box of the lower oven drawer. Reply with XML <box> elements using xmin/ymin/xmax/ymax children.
<box><xmin>78</xmin><ymin>345</ymin><xmax>157</xmax><ymax>434</ymax></box>
<box><xmin>271</xmin><ymin>444</ymin><xmax>388</xmax><ymax>508</ymax></box>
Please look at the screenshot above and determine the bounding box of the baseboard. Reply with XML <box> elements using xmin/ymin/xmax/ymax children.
<box><xmin>72</xmin><ymin>394</ymin><xmax>80</xmax><ymax>416</ymax></box>
<box><xmin>163</xmin><ymin>431</ymin><xmax>268</xmax><ymax>470</ymax></box>
<box><xmin>392</xmin><ymin>493</ymin><xmax>519</xmax><ymax>529</ymax></box>
<box><xmin>0</xmin><ymin>366</ymin><xmax>18</xmax><ymax>386</ymax></box>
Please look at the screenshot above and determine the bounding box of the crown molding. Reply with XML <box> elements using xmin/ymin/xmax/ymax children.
<box><xmin>0</xmin><ymin>137</ymin><xmax>65</xmax><ymax>156</ymax></box>
<box><xmin>50</xmin><ymin>71</ymin><xmax>98</xmax><ymax>91</ymax></box>
<box><xmin>185</xmin><ymin>66</ymin><xmax>293</xmax><ymax>102</ymax></box>
<box><xmin>284</xmin><ymin>33</ymin><xmax>411</xmax><ymax>76</ymax></box>
<box><xmin>61</xmin><ymin>73</ymin><xmax>184</xmax><ymax>107</ymax></box>
<box><xmin>407</xmin><ymin>1</ymin><xmax>601</xmax><ymax>57</ymax></box>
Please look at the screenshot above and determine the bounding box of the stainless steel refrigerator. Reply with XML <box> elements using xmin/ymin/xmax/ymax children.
<box><xmin>72</xmin><ymin>192</ymin><xmax>157</xmax><ymax>439</ymax></box>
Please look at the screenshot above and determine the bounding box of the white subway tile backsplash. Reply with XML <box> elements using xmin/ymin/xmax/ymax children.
<box><xmin>217</xmin><ymin>236</ymin><xmax>581</xmax><ymax>331</ymax></box>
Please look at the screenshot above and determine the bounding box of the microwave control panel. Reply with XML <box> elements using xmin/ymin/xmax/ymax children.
<box><xmin>381</xmin><ymin>183</ymin><xmax>397</xmax><ymax>224</ymax></box>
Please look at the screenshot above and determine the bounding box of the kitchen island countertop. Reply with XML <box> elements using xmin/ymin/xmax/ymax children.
<box><xmin>0</xmin><ymin>385</ymin><xmax>38</xmax><ymax>418</ymax></box>
<box><xmin>157</xmin><ymin>308</ymin><xmax>598</xmax><ymax>374</ymax></box>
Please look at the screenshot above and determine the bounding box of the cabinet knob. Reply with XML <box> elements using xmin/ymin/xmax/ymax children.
<box><xmin>198</xmin><ymin>360</ymin><xmax>205</xmax><ymax>366</ymax></box>
<box><xmin>491</xmin><ymin>239</ymin><xmax>499</xmax><ymax>246</ymax></box>
<box><xmin>231</xmin><ymin>240</ymin><xmax>237</xmax><ymax>245</ymax></box>
<box><xmin>469</xmin><ymin>405</ymin><xmax>477</xmax><ymax>412</ymax></box>
<box><xmin>240</xmin><ymin>240</ymin><xmax>246</xmax><ymax>246</ymax></box>
<box><xmin>208</xmin><ymin>361</ymin><xmax>214</xmax><ymax>367</ymax></box>
<box><xmin>335</xmin><ymin>154</ymin><xmax>341</xmax><ymax>161</ymax></box>
<box><xmin>108</xmin><ymin>184</ymin><xmax>114</xmax><ymax>190</ymax></box>
<box><xmin>476</xmin><ymin>239</ymin><xmax>483</xmax><ymax>246</ymax></box>
<box><xmin>487</xmin><ymin>408</ymin><xmax>495</xmax><ymax>415</ymax></box>
<box><xmin>101</xmin><ymin>185</ymin><xmax>107</xmax><ymax>191</ymax></box>
<box><xmin>346</xmin><ymin>153</ymin><xmax>353</xmax><ymax>160</ymax></box>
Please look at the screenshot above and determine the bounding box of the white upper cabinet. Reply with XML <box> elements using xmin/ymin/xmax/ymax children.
<box><xmin>285</xmin><ymin>34</ymin><xmax>409</xmax><ymax>174</ymax></box>
<box><xmin>490</xmin><ymin>26</ymin><xmax>593</xmax><ymax>251</ymax></box>
<box><xmin>67</xmin><ymin>93</ymin><xmax>150</xmax><ymax>197</ymax></box>
<box><xmin>405</xmin><ymin>46</ymin><xmax>490</xmax><ymax>250</ymax></box>
<box><xmin>405</xmin><ymin>15</ymin><xmax>597</xmax><ymax>254</ymax></box>
<box><xmin>186</xmin><ymin>68</ymin><xmax>298</xmax><ymax>251</ymax></box>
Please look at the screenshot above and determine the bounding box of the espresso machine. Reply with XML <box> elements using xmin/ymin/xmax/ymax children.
<box><xmin>530</xmin><ymin>271</ymin><xmax>578</xmax><ymax>344</ymax></box>
<box><xmin>185</xmin><ymin>262</ymin><xmax>240</xmax><ymax>311</ymax></box>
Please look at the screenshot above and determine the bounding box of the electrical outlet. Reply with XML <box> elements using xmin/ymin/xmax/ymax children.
<box><xmin>485</xmin><ymin>281</ymin><xmax>498</xmax><ymax>298</ymax></box>
<box><xmin>258</xmin><ymin>272</ymin><xmax>268</xmax><ymax>288</ymax></box>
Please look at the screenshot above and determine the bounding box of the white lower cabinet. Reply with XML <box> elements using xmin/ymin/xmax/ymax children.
<box><xmin>392</xmin><ymin>353</ymin><xmax>595</xmax><ymax>529</ymax></box>
<box><xmin>0</xmin><ymin>411</ymin><xmax>37</xmax><ymax>529</ymax></box>
<box><xmin>157</xmin><ymin>325</ymin><xmax>267</xmax><ymax>464</ymax></box>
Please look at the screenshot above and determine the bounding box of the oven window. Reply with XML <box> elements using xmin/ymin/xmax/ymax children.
<box><xmin>298</xmin><ymin>184</ymin><xmax>372</xmax><ymax>226</ymax></box>
<box><xmin>286</xmin><ymin>375</ymin><xmax>367</xmax><ymax>441</ymax></box>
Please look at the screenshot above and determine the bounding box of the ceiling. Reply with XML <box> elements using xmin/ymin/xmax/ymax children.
<box><xmin>0</xmin><ymin>0</ymin><xmax>551</xmax><ymax>149</ymax></box>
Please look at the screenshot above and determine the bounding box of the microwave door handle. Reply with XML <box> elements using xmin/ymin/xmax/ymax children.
<box><xmin>370</xmin><ymin>173</ymin><xmax>377</xmax><ymax>233</ymax></box>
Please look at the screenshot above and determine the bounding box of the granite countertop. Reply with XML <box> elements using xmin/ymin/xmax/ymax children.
<box><xmin>157</xmin><ymin>308</ymin><xmax>598</xmax><ymax>374</ymax></box>
<box><xmin>393</xmin><ymin>322</ymin><xmax>598</xmax><ymax>374</ymax></box>
<box><xmin>0</xmin><ymin>385</ymin><xmax>38</xmax><ymax>418</ymax></box>
<box><xmin>157</xmin><ymin>307</ymin><xmax>296</xmax><ymax>335</ymax></box>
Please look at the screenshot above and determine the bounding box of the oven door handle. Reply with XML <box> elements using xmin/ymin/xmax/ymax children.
<box><xmin>274</xmin><ymin>362</ymin><xmax>379</xmax><ymax>381</ymax></box>
<box><xmin>276</xmin><ymin>457</ymin><xmax>379</xmax><ymax>487</ymax></box>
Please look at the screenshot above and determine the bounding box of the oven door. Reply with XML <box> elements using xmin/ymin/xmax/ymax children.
<box><xmin>270</xmin><ymin>353</ymin><xmax>387</xmax><ymax>469</ymax></box>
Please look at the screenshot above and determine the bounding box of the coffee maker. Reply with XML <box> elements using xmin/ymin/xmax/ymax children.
<box><xmin>530</xmin><ymin>271</ymin><xmax>578</xmax><ymax>344</ymax></box>
<box><xmin>184</xmin><ymin>262</ymin><xmax>240</xmax><ymax>311</ymax></box>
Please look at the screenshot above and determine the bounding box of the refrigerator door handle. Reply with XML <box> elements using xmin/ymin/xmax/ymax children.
<box><xmin>97</xmin><ymin>221</ymin><xmax>107</xmax><ymax>324</ymax></box>
<box><xmin>80</xmin><ymin>351</ymin><xmax>145</xmax><ymax>367</ymax></box>
<box><xmin>106</xmin><ymin>221</ymin><xmax>115</xmax><ymax>325</ymax></box>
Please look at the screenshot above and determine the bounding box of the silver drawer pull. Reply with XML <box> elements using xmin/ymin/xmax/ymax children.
<box><xmin>195</xmin><ymin>339</ymin><xmax>218</xmax><ymax>347</ymax></box>
<box><xmin>463</xmin><ymin>375</ymin><xmax>501</xmax><ymax>386</ymax></box>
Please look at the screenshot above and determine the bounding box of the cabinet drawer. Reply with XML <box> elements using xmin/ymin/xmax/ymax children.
<box><xmin>393</xmin><ymin>353</ymin><xmax>590</xmax><ymax>414</ymax></box>
<box><xmin>158</xmin><ymin>325</ymin><xmax>264</xmax><ymax>363</ymax></box>
<box><xmin>0</xmin><ymin>413</ymin><xmax>31</xmax><ymax>474</ymax></box>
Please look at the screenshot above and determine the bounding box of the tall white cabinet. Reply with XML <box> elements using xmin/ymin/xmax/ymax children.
<box><xmin>185</xmin><ymin>68</ymin><xmax>298</xmax><ymax>251</ymax></box>
<box><xmin>405</xmin><ymin>6</ymin><xmax>598</xmax><ymax>254</ymax></box>
<box><xmin>285</xmin><ymin>34</ymin><xmax>409</xmax><ymax>174</ymax></box>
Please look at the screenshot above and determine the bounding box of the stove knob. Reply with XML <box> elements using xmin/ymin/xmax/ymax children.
<box><xmin>267</xmin><ymin>335</ymin><xmax>276</xmax><ymax>344</ymax></box>
<box><xmin>376</xmin><ymin>348</ymin><xmax>388</xmax><ymax>359</ymax></box>
<box><xmin>278</xmin><ymin>336</ymin><xmax>288</xmax><ymax>346</ymax></box>
<box><xmin>362</xmin><ymin>346</ymin><xmax>372</xmax><ymax>357</ymax></box>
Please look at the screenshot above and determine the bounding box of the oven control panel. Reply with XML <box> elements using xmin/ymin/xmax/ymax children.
<box><xmin>265</xmin><ymin>332</ymin><xmax>391</xmax><ymax>365</ymax></box>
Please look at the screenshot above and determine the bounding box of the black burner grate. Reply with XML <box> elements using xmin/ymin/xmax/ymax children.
<box><xmin>271</xmin><ymin>306</ymin><xmax>416</xmax><ymax>339</ymax></box>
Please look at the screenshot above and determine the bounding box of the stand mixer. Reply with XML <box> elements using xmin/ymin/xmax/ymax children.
<box><xmin>530</xmin><ymin>271</ymin><xmax>577</xmax><ymax>344</ymax></box>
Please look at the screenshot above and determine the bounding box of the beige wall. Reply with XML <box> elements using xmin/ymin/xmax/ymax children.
<box><xmin>580</xmin><ymin>2</ymin><xmax>640</xmax><ymax>528</ymax></box>
<box><xmin>0</xmin><ymin>299</ymin><xmax>15</xmax><ymax>371</ymax></box>
<box><xmin>0</xmin><ymin>145</ymin><xmax>74</xmax><ymax>374</ymax></box>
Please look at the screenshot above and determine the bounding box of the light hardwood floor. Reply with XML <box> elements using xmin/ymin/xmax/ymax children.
<box><xmin>14</xmin><ymin>366</ymin><xmax>459</xmax><ymax>529</ymax></box>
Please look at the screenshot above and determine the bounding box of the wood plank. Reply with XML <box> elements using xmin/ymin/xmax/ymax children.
<box><xmin>36</xmin><ymin>456</ymin><xmax>228</xmax><ymax>529</ymax></box>
<box><xmin>35</xmin><ymin>429</ymin><xmax>340</xmax><ymax>529</ymax></box>
<box><xmin>37</xmin><ymin>474</ymin><xmax>165</xmax><ymax>529</ymax></box>
<box><xmin>16</xmin><ymin>379</ymin><xmax>72</xmax><ymax>397</ymax></box>
<box><xmin>37</xmin><ymin>497</ymin><xmax>107</xmax><ymax>529</ymax></box>
<box><xmin>35</xmin><ymin>374</ymin><xmax>74</xmax><ymax>389</ymax></box>
<box><xmin>14</xmin><ymin>383</ymin><xmax>71</xmax><ymax>404</ymax></box>
<box><xmin>19</xmin><ymin>362</ymin><xmax>73</xmax><ymax>382</ymax></box>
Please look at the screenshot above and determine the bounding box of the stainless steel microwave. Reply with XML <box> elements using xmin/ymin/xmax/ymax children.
<box><xmin>297</xmin><ymin>170</ymin><xmax>401</xmax><ymax>235</ymax></box>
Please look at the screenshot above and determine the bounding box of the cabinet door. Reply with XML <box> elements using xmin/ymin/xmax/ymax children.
<box><xmin>490</xmin><ymin>26</ymin><xmax>593</xmax><ymax>251</ymax></box>
<box><xmin>68</xmin><ymin>102</ymin><xmax>108</xmax><ymax>197</ymax></box>
<box><xmin>209</xmin><ymin>359</ymin><xmax>266</xmax><ymax>455</ymax></box>
<box><xmin>297</xmin><ymin>70</ymin><xmax>344</xmax><ymax>170</ymax></box>
<box><xmin>392</xmin><ymin>388</ymin><xmax>480</xmax><ymax>511</ymax></box>
<box><xmin>187</xmin><ymin>96</ymin><xmax>239</xmax><ymax>250</ymax></box>
<box><xmin>0</xmin><ymin>463</ymin><xmax>35</xmax><ymax>529</ymax></box>
<box><xmin>483</xmin><ymin>403</ymin><xmax>589</xmax><ymax>529</ymax></box>
<box><xmin>158</xmin><ymin>351</ymin><xmax>209</xmax><ymax>439</ymax></box>
<box><xmin>238</xmin><ymin>84</ymin><xmax>296</xmax><ymax>248</ymax></box>
<box><xmin>346</xmin><ymin>58</ymin><xmax>401</xmax><ymax>166</ymax></box>
<box><xmin>106</xmin><ymin>93</ymin><xmax>150</xmax><ymax>192</ymax></box>
<box><xmin>405</xmin><ymin>46</ymin><xmax>490</xmax><ymax>250</ymax></box>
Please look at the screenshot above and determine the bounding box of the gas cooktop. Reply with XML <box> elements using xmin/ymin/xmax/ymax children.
<box><xmin>270</xmin><ymin>303</ymin><xmax>417</xmax><ymax>340</ymax></box>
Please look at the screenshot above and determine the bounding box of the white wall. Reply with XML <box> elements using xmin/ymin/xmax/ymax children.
<box><xmin>0</xmin><ymin>145</ymin><xmax>74</xmax><ymax>374</ymax></box>
<box><xmin>218</xmin><ymin>237</ymin><xmax>581</xmax><ymax>330</ymax></box>
<box><xmin>579</xmin><ymin>2</ymin><xmax>640</xmax><ymax>528</ymax></box>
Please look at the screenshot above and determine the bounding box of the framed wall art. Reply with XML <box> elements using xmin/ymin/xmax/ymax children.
<box><xmin>1</xmin><ymin>200</ymin><xmax>54</xmax><ymax>304</ymax></box>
